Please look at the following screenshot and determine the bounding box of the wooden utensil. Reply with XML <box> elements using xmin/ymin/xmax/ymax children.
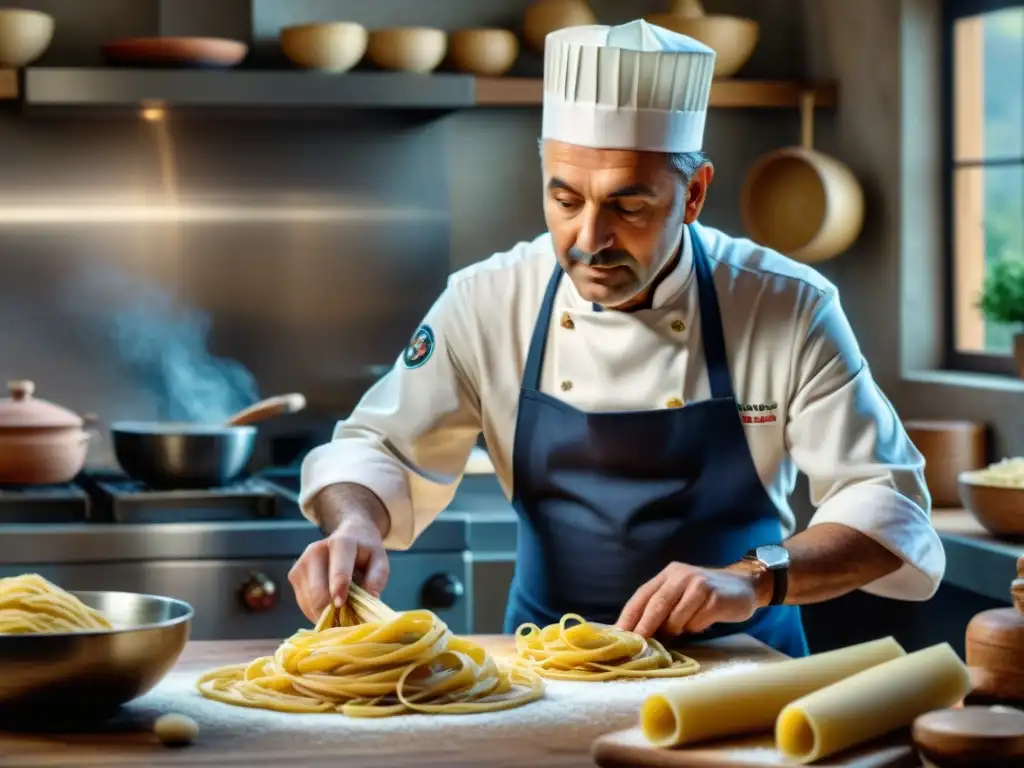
<box><xmin>741</xmin><ymin>92</ymin><xmax>865</xmax><ymax>264</ymax></box>
<box><xmin>592</xmin><ymin>726</ymin><xmax>916</xmax><ymax>767</ymax></box>
<box><xmin>965</xmin><ymin>555</ymin><xmax>1024</xmax><ymax>703</ymax></box>
<box><xmin>902</xmin><ymin>420</ymin><xmax>987</xmax><ymax>507</ymax></box>
<box><xmin>224</xmin><ymin>393</ymin><xmax>306</xmax><ymax>427</ymax></box>
<box><xmin>912</xmin><ymin>706</ymin><xmax>1024</xmax><ymax>767</ymax></box>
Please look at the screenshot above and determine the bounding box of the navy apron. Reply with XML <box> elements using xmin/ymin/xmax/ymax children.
<box><xmin>503</xmin><ymin>225</ymin><xmax>809</xmax><ymax>658</ymax></box>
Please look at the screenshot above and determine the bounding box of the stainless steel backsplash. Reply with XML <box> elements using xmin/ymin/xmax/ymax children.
<box><xmin>0</xmin><ymin>110</ymin><xmax>452</xmax><ymax>465</ymax></box>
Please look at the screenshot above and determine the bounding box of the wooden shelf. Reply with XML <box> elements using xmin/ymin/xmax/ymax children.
<box><xmin>0</xmin><ymin>69</ymin><xmax>15</xmax><ymax>100</ymax></box>
<box><xmin>476</xmin><ymin>77</ymin><xmax>837</xmax><ymax>109</ymax></box>
<box><xmin>0</xmin><ymin>69</ymin><xmax>836</xmax><ymax>110</ymax></box>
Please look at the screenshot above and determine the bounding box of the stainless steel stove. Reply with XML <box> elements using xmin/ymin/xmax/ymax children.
<box><xmin>0</xmin><ymin>468</ymin><xmax>518</xmax><ymax>640</ymax></box>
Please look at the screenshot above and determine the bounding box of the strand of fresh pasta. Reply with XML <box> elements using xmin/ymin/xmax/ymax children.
<box><xmin>513</xmin><ymin>614</ymin><xmax>700</xmax><ymax>681</ymax></box>
<box><xmin>0</xmin><ymin>573</ymin><xmax>112</xmax><ymax>634</ymax></box>
<box><xmin>196</xmin><ymin>584</ymin><xmax>545</xmax><ymax>717</ymax></box>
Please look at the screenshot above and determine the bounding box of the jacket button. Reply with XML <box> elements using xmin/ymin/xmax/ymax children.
<box><xmin>665</xmin><ymin>397</ymin><xmax>684</xmax><ymax>408</ymax></box>
<box><xmin>560</xmin><ymin>380</ymin><xmax>574</xmax><ymax>392</ymax></box>
<box><xmin>560</xmin><ymin>312</ymin><xmax>575</xmax><ymax>330</ymax></box>
<box><xmin>670</xmin><ymin>319</ymin><xmax>685</xmax><ymax>333</ymax></box>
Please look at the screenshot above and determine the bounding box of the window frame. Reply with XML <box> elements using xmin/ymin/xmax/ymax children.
<box><xmin>941</xmin><ymin>0</ymin><xmax>1023</xmax><ymax>375</ymax></box>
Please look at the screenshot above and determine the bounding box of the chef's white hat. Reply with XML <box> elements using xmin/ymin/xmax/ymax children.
<box><xmin>541</xmin><ymin>19</ymin><xmax>716</xmax><ymax>153</ymax></box>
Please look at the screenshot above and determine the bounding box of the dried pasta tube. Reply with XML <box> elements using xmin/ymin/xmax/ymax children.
<box><xmin>775</xmin><ymin>642</ymin><xmax>971</xmax><ymax>764</ymax></box>
<box><xmin>640</xmin><ymin>636</ymin><xmax>905</xmax><ymax>747</ymax></box>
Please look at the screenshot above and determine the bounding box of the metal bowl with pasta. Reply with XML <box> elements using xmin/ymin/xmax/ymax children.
<box><xmin>0</xmin><ymin>590</ymin><xmax>193</xmax><ymax>725</ymax></box>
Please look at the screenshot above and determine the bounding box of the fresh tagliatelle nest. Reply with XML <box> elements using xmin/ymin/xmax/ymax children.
<box><xmin>512</xmin><ymin>614</ymin><xmax>701</xmax><ymax>681</ymax></box>
<box><xmin>0</xmin><ymin>573</ymin><xmax>113</xmax><ymax>634</ymax></box>
<box><xmin>196</xmin><ymin>585</ymin><xmax>544</xmax><ymax>717</ymax></box>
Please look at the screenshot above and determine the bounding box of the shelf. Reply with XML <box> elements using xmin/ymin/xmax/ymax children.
<box><xmin>0</xmin><ymin>68</ymin><xmax>837</xmax><ymax>110</ymax></box>
<box><xmin>0</xmin><ymin>69</ymin><xmax>15</xmax><ymax>100</ymax></box>
<box><xmin>476</xmin><ymin>77</ymin><xmax>837</xmax><ymax>109</ymax></box>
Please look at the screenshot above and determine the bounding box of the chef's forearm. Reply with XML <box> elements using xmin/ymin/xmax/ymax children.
<box><xmin>311</xmin><ymin>482</ymin><xmax>391</xmax><ymax>539</ymax></box>
<box><xmin>734</xmin><ymin>523</ymin><xmax>902</xmax><ymax>606</ymax></box>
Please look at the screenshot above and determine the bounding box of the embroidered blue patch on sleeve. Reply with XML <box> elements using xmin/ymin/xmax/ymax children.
<box><xmin>402</xmin><ymin>324</ymin><xmax>435</xmax><ymax>369</ymax></box>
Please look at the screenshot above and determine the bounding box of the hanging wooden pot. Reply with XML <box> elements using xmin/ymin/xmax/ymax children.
<box><xmin>740</xmin><ymin>92</ymin><xmax>865</xmax><ymax>264</ymax></box>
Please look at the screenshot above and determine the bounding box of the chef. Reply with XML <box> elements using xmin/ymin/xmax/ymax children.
<box><xmin>290</xmin><ymin>20</ymin><xmax>944</xmax><ymax>657</ymax></box>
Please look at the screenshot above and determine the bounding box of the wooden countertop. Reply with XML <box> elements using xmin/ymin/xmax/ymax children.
<box><xmin>931</xmin><ymin>508</ymin><xmax>1023</xmax><ymax>602</ymax></box>
<box><xmin>931</xmin><ymin>508</ymin><xmax>1023</xmax><ymax>548</ymax></box>
<box><xmin>0</xmin><ymin>634</ymin><xmax>784</xmax><ymax>768</ymax></box>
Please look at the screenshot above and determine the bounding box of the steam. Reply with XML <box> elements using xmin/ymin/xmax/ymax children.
<box><xmin>67</xmin><ymin>268</ymin><xmax>259</xmax><ymax>423</ymax></box>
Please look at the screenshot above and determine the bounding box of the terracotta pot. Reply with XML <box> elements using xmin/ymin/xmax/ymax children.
<box><xmin>0</xmin><ymin>380</ymin><xmax>93</xmax><ymax>485</ymax></box>
<box><xmin>1015</xmin><ymin>333</ymin><xmax>1024</xmax><ymax>380</ymax></box>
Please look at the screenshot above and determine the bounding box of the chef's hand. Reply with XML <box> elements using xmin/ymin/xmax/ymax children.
<box><xmin>615</xmin><ymin>561</ymin><xmax>768</xmax><ymax>638</ymax></box>
<box><xmin>288</xmin><ymin>482</ymin><xmax>391</xmax><ymax>623</ymax></box>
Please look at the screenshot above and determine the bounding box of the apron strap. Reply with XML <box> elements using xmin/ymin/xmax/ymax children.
<box><xmin>522</xmin><ymin>227</ymin><xmax>735</xmax><ymax>401</ymax></box>
<box><xmin>691</xmin><ymin>228</ymin><xmax>736</xmax><ymax>402</ymax></box>
<box><xmin>522</xmin><ymin>263</ymin><xmax>563</xmax><ymax>392</ymax></box>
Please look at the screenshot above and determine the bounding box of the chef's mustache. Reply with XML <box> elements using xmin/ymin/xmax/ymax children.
<box><xmin>566</xmin><ymin>247</ymin><xmax>636</xmax><ymax>269</ymax></box>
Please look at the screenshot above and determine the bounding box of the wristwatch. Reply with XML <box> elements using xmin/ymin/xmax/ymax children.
<box><xmin>744</xmin><ymin>544</ymin><xmax>790</xmax><ymax>606</ymax></box>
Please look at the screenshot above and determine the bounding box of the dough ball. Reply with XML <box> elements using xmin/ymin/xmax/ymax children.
<box><xmin>154</xmin><ymin>713</ymin><xmax>199</xmax><ymax>746</ymax></box>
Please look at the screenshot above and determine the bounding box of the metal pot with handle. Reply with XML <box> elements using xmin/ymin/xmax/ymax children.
<box><xmin>109</xmin><ymin>393</ymin><xmax>306</xmax><ymax>489</ymax></box>
<box><xmin>0</xmin><ymin>380</ymin><xmax>96</xmax><ymax>485</ymax></box>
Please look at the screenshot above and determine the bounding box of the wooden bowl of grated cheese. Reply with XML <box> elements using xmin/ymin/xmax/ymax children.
<box><xmin>958</xmin><ymin>458</ymin><xmax>1024</xmax><ymax>538</ymax></box>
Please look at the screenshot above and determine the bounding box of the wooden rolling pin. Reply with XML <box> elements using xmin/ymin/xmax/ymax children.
<box><xmin>903</xmin><ymin>420</ymin><xmax>987</xmax><ymax>507</ymax></box>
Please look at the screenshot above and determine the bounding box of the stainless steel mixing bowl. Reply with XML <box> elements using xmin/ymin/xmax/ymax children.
<box><xmin>0</xmin><ymin>591</ymin><xmax>193</xmax><ymax>725</ymax></box>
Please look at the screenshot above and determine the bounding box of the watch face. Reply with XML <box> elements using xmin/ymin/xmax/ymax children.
<box><xmin>757</xmin><ymin>545</ymin><xmax>790</xmax><ymax>569</ymax></box>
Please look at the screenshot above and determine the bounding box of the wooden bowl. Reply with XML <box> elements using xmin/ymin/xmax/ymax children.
<box><xmin>0</xmin><ymin>8</ymin><xmax>54</xmax><ymax>68</ymax></box>
<box><xmin>367</xmin><ymin>27</ymin><xmax>447</xmax><ymax>74</ymax></box>
<box><xmin>913</xmin><ymin>706</ymin><xmax>1024</xmax><ymax>767</ymax></box>
<box><xmin>448</xmin><ymin>29</ymin><xmax>519</xmax><ymax>76</ymax></box>
<box><xmin>645</xmin><ymin>13</ymin><xmax>758</xmax><ymax>77</ymax></box>
<box><xmin>279</xmin><ymin>22</ymin><xmax>368</xmax><ymax>73</ymax></box>
<box><xmin>102</xmin><ymin>37</ymin><xmax>248</xmax><ymax>68</ymax></box>
<box><xmin>957</xmin><ymin>473</ymin><xmax>1024</xmax><ymax>537</ymax></box>
<box><xmin>522</xmin><ymin>0</ymin><xmax>596</xmax><ymax>55</ymax></box>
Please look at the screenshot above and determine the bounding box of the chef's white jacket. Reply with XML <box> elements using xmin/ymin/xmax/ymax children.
<box><xmin>301</xmin><ymin>222</ymin><xmax>945</xmax><ymax>601</ymax></box>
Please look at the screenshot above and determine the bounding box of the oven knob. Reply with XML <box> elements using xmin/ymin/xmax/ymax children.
<box><xmin>240</xmin><ymin>572</ymin><xmax>277</xmax><ymax>612</ymax></box>
<box><xmin>420</xmin><ymin>573</ymin><xmax>464</xmax><ymax>610</ymax></box>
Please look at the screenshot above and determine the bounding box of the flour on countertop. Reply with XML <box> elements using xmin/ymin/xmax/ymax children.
<box><xmin>133</xmin><ymin>660</ymin><xmax>761</xmax><ymax>743</ymax></box>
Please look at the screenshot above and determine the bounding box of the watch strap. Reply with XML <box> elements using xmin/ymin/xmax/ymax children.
<box><xmin>768</xmin><ymin>565</ymin><xmax>787</xmax><ymax>606</ymax></box>
<box><xmin>745</xmin><ymin>547</ymin><xmax>788</xmax><ymax>606</ymax></box>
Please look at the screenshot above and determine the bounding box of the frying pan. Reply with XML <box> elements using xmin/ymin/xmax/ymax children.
<box><xmin>109</xmin><ymin>393</ymin><xmax>306</xmax><ymax>489</ymax></box>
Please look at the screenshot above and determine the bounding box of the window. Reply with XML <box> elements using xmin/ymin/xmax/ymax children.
<box><xmin>943</xmin><ymin>0</ymin><xmax>1023</xmax><ymax>374</ymax></box>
